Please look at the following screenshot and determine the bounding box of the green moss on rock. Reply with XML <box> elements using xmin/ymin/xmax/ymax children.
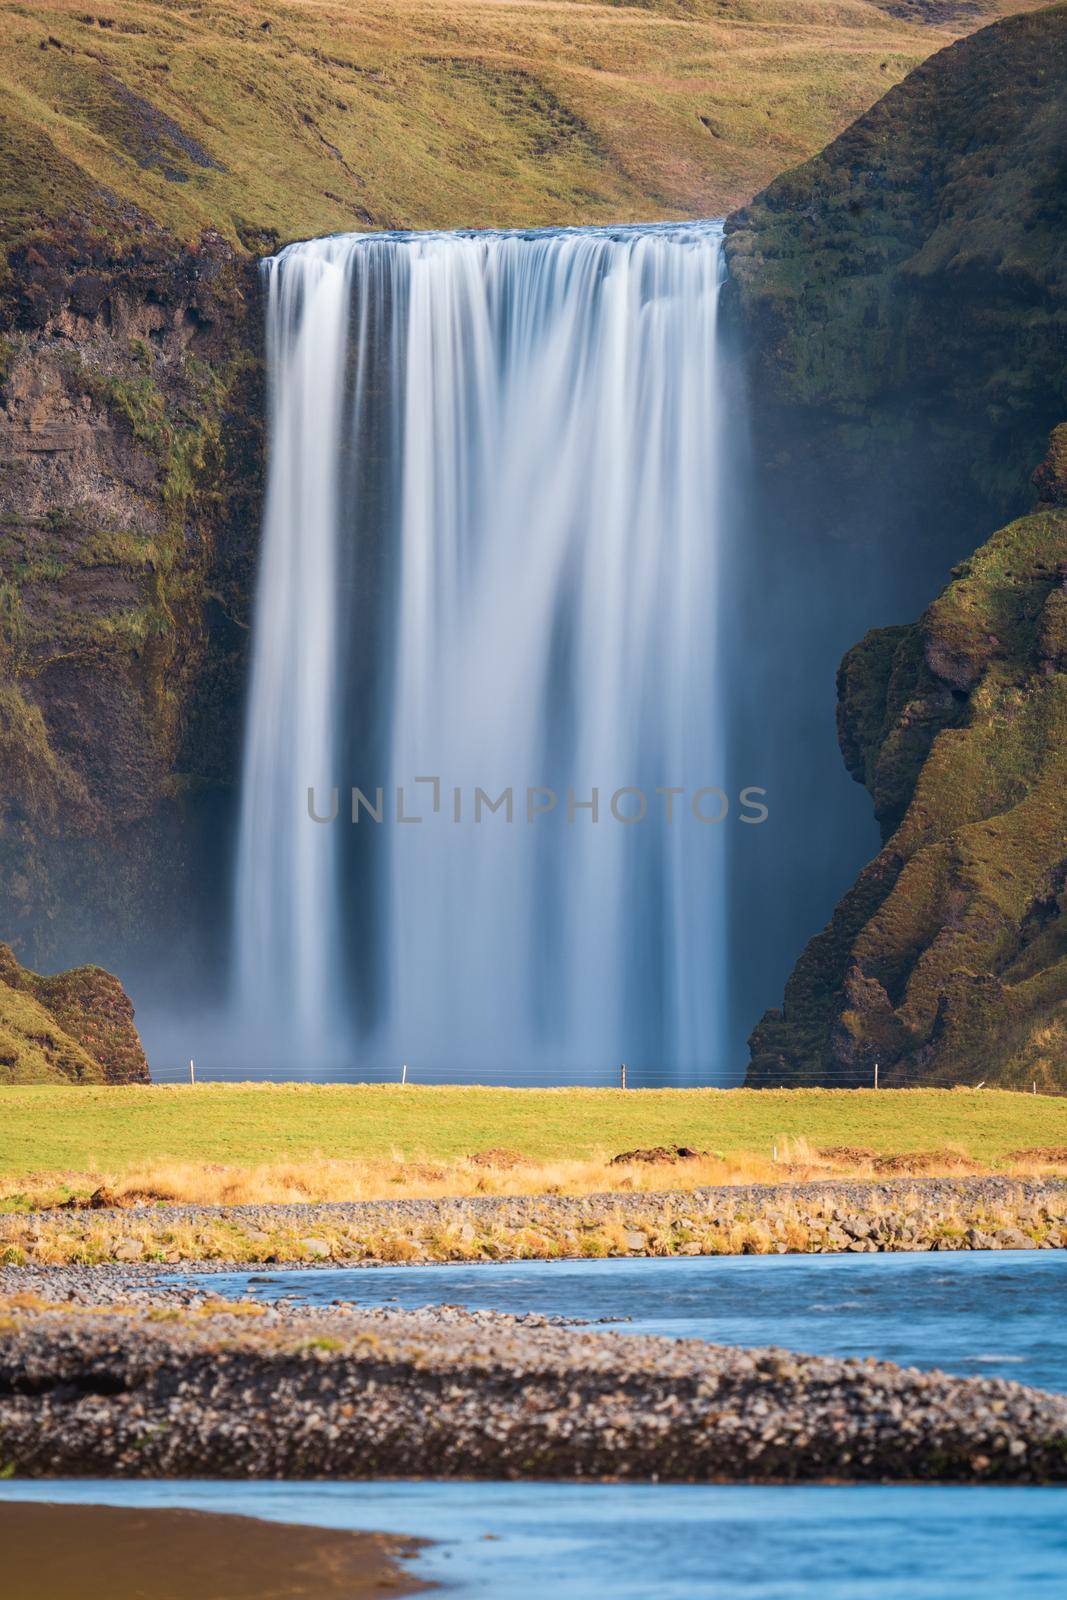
<box><xmin>0</xmin><ymin>217</ymin><xmax>262</xmax><ymax>971</ymax></box>
<box><xmin>0</xmin><ymin>942</ymin><xmax>147</xmax><ymax>1084</ymax></box>
<box><xmin>723</xmin><ymin>6</ymin><xmax>1067</xmax><ymax>529</ymax></box>
<box><xmin>749</xmin><ymin>442</ymin><xmax>1067</xmax><ymax>1087</ymax></box>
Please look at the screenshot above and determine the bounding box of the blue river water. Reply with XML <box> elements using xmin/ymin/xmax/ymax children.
<box><xmin>6</xmin><ymin>1252</ymin><xmax>1066</xmax><ymax>1597</ymax></box>
<box><xmin>5</xmin><ymin>1479</ymin><xmax>1067</xmax><ymax>1599</ymax></box>
<box><xmin>198</xmin><ymin>1247</ymin><xmax>1067</xmax><ymax>1391</ymax></box>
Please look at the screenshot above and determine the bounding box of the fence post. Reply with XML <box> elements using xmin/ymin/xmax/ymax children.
<box><xmin>189</xmin><ymin>1058</ymin><xmax>196</xmax><ymax>1086</ymax></box>
<box><xmin>874</xmin><ymin>1060</ymin><xmax>879</xmax><ymax>1090</ymax></box>
<box><xmin>620</xmin><ymin>1062</ymin><xmax>627</xmax><ymax>1090</ymax></box>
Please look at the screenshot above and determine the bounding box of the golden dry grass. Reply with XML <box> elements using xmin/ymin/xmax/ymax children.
<box><xmin>4</xmin><ymin>1173</ymin><xmax>1061</xmax><ymax>1266</ymax></box>
<box><xmin>5</xmin><ymin>1133</ymin><xmax>1067</xmax><ymax>1213</ymax></box>
<box><xmin>1</xmin><ymin>0</ymin><xmax>1048</xmax><ymax>248</ymax></box>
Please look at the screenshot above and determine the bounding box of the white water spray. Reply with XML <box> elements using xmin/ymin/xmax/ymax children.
<box><xmin>234</xmin><ymin>222</ymin><xmax>728</xmax><ymax>1076</ymax></box>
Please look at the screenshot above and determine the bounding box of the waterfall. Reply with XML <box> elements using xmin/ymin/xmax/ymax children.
<box><xmin>233</xmin><ymin>222</ymin><xmax>730</xmax><ymax>1077</ymax></box>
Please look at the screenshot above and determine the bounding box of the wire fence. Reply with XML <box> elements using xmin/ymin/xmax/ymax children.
<box><xmin>150</xmin><ymin>1062</ymin><xmax>733</xmax><ymax>1088</ymax></box>
<box><xmin>148</xmin><ymin>1060</ymin><xmax>1056</xmax><ymax>1092</ymax></box>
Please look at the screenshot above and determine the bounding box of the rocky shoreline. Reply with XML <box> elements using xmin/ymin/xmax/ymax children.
<box><xmin>1</xmin><ymin>1286</ymin><xmax>1065</xmax><ymax>1484</ymax></box>
<box><xmin>3</xmin><ymin>1177</ymin><xmax>1064</xmax><ymax>1266</ymax></box>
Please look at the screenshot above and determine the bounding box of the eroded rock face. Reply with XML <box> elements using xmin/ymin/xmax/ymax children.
<box><xmin>0</xmin><ymin>217</ymin><xmax>263</xmax><ymax>981</ymax></box>
<box><xmin>0</xmin><ymin>941</ymin><xmax>147</xmax><ymax>1083</ymax></box>
<box><xmin>721</xmin><ymin>10</ymin><xmax>1067</xmax><ymax>1085</ymax></box>
<box><xmin>722</xmin><ymin>7</ymin><xmax>1067</xmax><ymax>549</ymax></box>
<box><xmin>748</xmin><ymin>450</ymin><xmax>1067</xmax><ymax>1087</ymax></box>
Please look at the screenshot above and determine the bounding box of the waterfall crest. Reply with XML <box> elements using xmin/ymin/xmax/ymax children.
<box><xmin>234</xmin><ymin>222</ymin><xmax>728</xmax><ymax>1077</ymax></box>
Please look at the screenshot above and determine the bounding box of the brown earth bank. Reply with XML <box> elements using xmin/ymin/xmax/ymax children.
<box><xmin>0</xmin><ymin>1501</ymin><xmax>425</xmax><ymax>1600</ymax></box>
<box><xmin>1</xmin><ymin>1292</ymin><xmax>1065</xmax><ymax>1483</ymax></box>
<box><xmin>3</xmin><ymin>1176</ymin><xmax>1064</xmax><ymax>1265</ymax></box>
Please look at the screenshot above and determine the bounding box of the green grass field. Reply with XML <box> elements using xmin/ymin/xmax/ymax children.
<box><xmin>1</xmin><ymin>1085</ymin><xmax>1064</xmax><ymax>1179</ymax></box>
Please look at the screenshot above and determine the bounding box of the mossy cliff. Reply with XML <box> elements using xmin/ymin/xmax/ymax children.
<box><xmin>722</xmin><ymin>8</ymin><xmax>1067</xmax><ymax>1084</ymax></box>
<box><xmin>748</xmin><ymin>433</ymin><xmax>1067</xmax><ymax>1087</ymax></box>
<box><xmin>723</xmin><ymin>5</ymin><xmax>1067</xmax><ymax>539</ymax></box>
<box><xmin>0</xmin><ymin>941</ymin><xmax>147</xmax><ymax>1082</ymax></box>
<box><xmin>0</xmin><ymin>216</ymin><xmax>261</xmax><ymax>979</ymax></box>
<box><xmin>0</xmin><ymin>0</ymin><xmax>1059</xmax><ymax>1046</ymax></box>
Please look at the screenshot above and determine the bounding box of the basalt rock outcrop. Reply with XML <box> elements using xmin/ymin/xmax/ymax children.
<box><xmin>748</xmin><ymin>432</ymin><xmax>1067</xmax><ymax>1086</ymax></box>
<box><xmin>0</xmin><ymin>941</ymin><xmax>147</xmax><ymax>1083</ymax></box>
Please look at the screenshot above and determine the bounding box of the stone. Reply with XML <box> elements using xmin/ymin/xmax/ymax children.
<box><xmin>994</xmin><ymin>1228</ymin><xmax>1037</xmax><ymax>1250</ymax></box>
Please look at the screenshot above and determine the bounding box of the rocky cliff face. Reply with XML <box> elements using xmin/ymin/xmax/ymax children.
<box><xmin>723</xmin><ymin>6</ymin><xmax>1067</xmax><ymax>550</ymax></box>
<box><xmin>749</xmin><ymin>433</ymin><xmax>1067</xmax><ymax>1086</ymax></box>
<box><xmin>723</xmin><ymin>8</ymin><xmax>1067</xmax><ymax>1084</ymax></box>
<box><xmin>0</xmin><ymin>214</ymin><xmax>262</xmax><ymax>982</ymax></box>
<box><xmin>0</xmin><ymin>942</ymin><xmax>147</xmax><ymax>1083</ymax></box>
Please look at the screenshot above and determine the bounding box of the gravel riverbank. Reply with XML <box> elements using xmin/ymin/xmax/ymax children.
<box><xmin>3</xmin><ymin>1177</ymin><xmax>1065</xmax><ymax>1265</ymax></box>
<box><xmin>1</xmin><ymin>1288</ymin><xmax>1065</xmax><ymax>1484</ymax></box>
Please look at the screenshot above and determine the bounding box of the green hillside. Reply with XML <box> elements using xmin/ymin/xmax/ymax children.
<box><xmin>0</xmin><ymin>0</ymin><xmax>1045</xmax><ymax>250</ymax></box>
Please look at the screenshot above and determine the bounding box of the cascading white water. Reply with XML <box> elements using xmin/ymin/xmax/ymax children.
<box><xmin>232</xmin><ymin>243</ymin><xmax>349</xmax><ymax>1063</ymax></box>
<box><xmin>234</xmin><ymin>222</ymin><xmax>729</xmax><ymax>1076</ymax></box>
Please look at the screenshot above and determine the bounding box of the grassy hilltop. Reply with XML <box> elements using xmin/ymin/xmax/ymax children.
<box><xmin>1</xmin><ymin>0</ymin><xmax>1047</xmax><ymax>249</ymax></box>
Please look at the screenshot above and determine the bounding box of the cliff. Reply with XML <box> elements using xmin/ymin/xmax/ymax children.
<box><xmin>0</xmin><ymin>217</ymin><xmax>261</xmax><ymax>977</ymax></box>
<box><xmin>748</xmin><ymin>432</ymin><xmax>1067</xmax><ymax>1087</ymax></box>
<box><xmin>722</xmin><ymin>7</ymin><xmax>1067</xmax><ymax>1084</ymax></box>
<box><xmin>0</xmin><ymin>942</ymin><xmax>147</xmax><ymax>1082</ymax></box>
<box><xmin>723</xmin><ymin>4</ymin><xmax>1067</xmax><ymax>533</ymax></box>
<box><xmin>1</xmin><ymin>0</ymin><xmax>1060</xmax><ymax>1057</ymax></box>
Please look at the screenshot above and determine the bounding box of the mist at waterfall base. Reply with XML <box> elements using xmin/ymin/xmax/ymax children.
<box><xmin>134</xmin><ymin>220</ymin><xmax>893</xmax><ymax>1082</ymax></box>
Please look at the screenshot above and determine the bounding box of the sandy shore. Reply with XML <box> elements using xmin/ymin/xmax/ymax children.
<box><xmin>0</xmin><ymin>1501</ymin><xmax>424</xmax><ymax>1598</ymax></box>
<box><xmin>2</xmin><ymin>1290</ymin><xmax>1066</xmax><ymax>1483</ymax></box>
<box><xmin>3</xmin><ymin>1176</ymin><xmax>1064</xmax><ymax>1265</ymax></box>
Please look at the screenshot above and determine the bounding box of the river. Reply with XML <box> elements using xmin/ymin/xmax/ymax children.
<box><xmin>6</xmin><ymin>1251</ymin><xmax>1066</xmax><ymax>1595</ymax></box>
